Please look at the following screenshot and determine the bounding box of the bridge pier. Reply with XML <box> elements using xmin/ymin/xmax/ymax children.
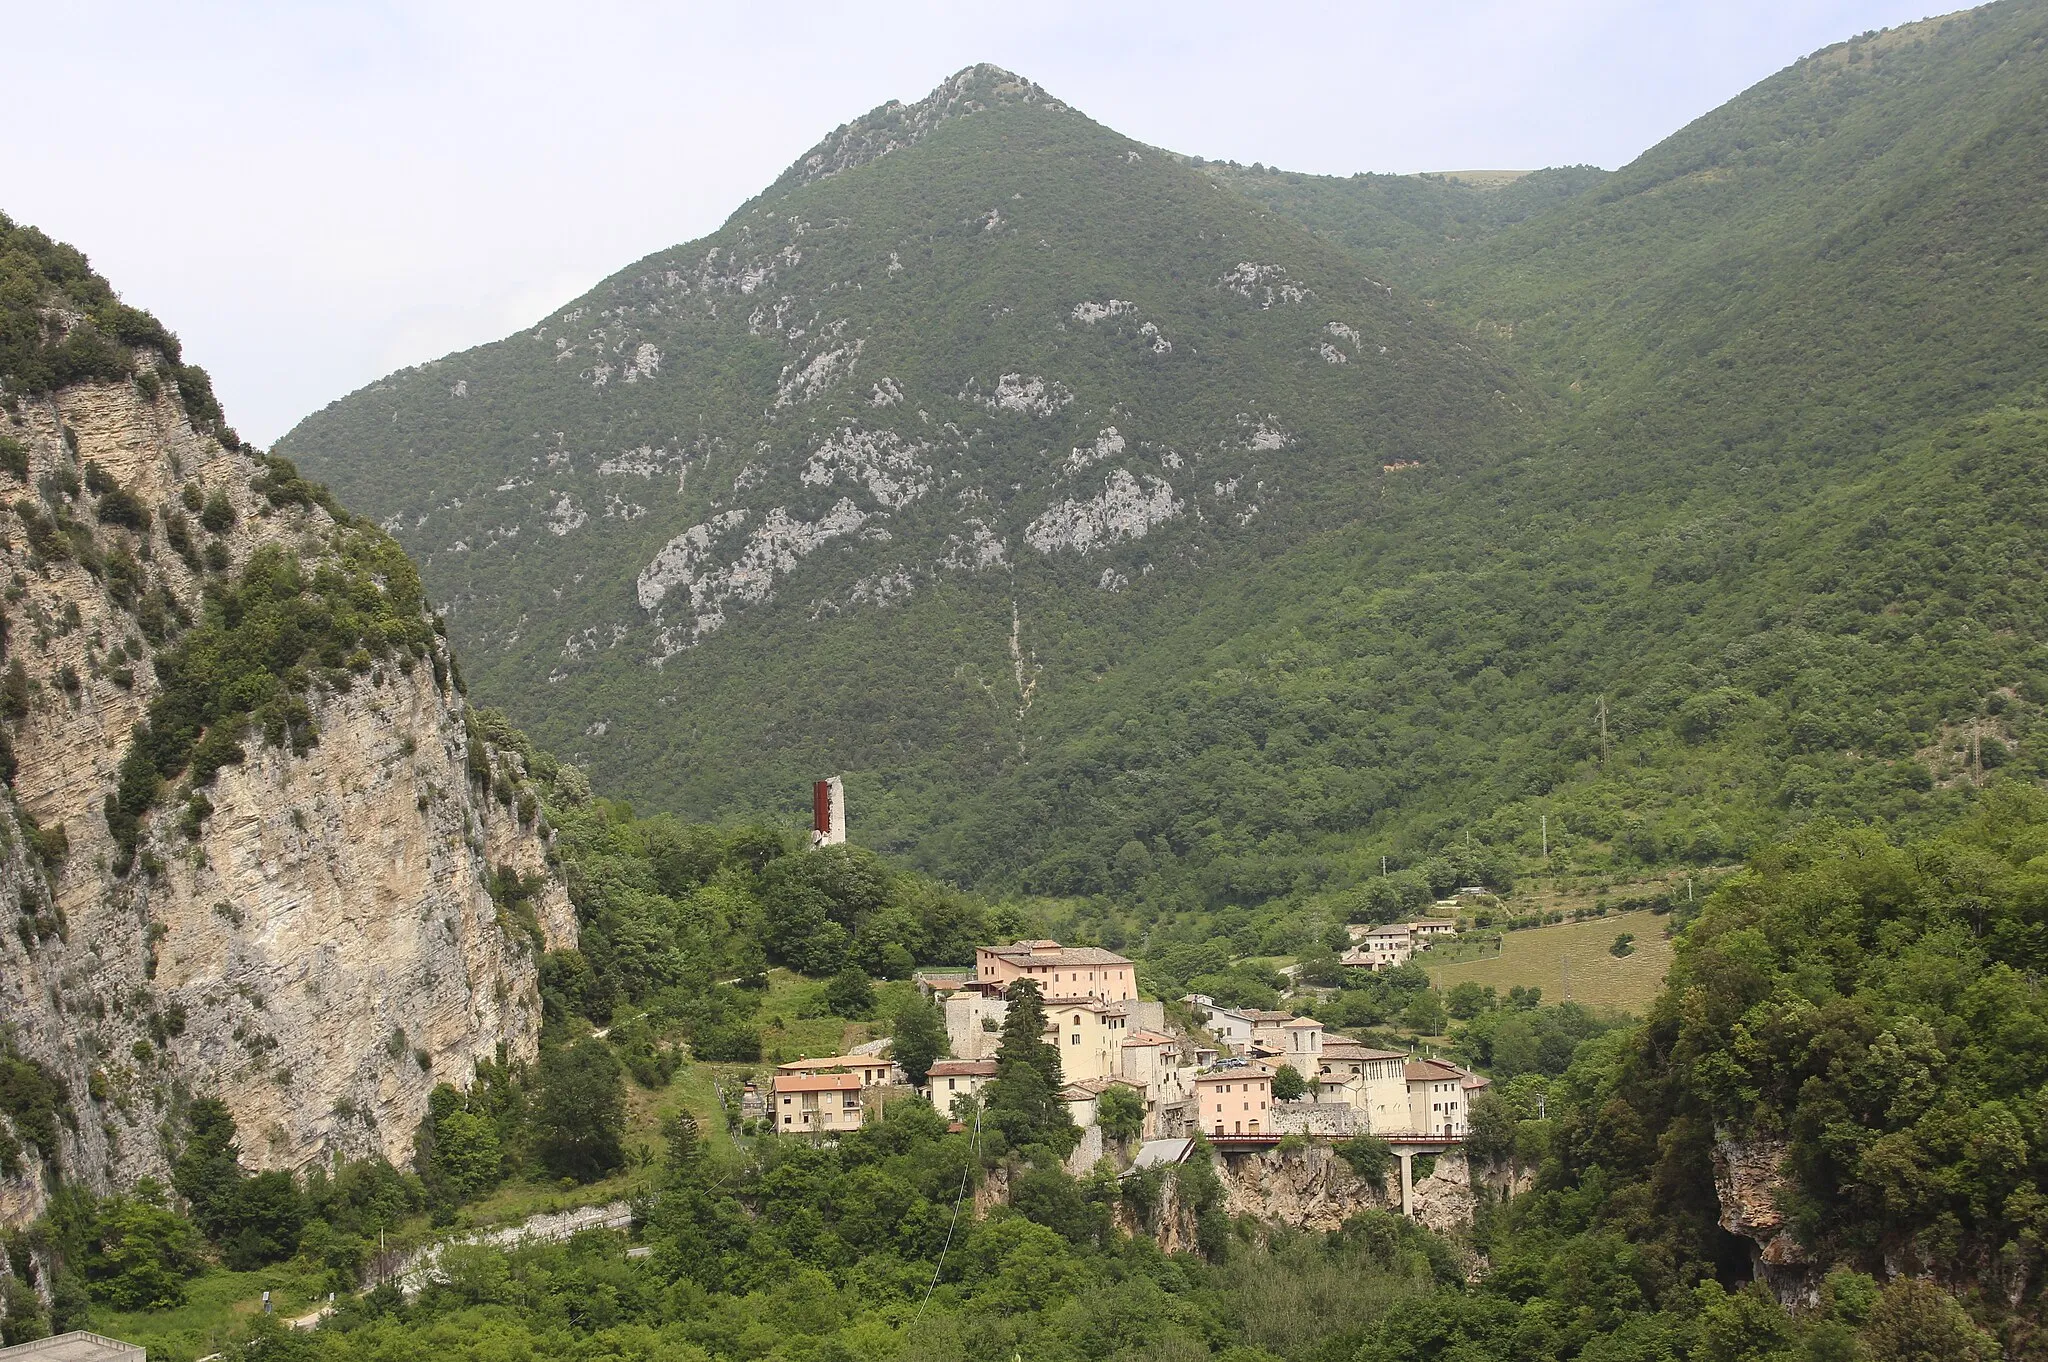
<box><xmin>1397</xmin><ymin>1150</ymin><xmax>1414</xmax><ymax>1217</ymax></box>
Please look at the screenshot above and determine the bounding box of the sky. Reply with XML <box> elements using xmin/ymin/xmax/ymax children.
<box><xmin>6</xmin><ymin>0</ymin><xmax>1942</xmax><ymax>446</ymax></box>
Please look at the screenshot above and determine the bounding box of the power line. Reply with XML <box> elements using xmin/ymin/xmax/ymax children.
<box><xmin>916</xmin><ymin>1097</ymin><xmax>984</xmax><ymax>1321</ymax></box>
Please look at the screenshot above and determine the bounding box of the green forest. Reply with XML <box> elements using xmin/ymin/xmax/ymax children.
<box><xmin>6</xmin><ymin>2</ymin><xmax>2048</xmax><ymax>1360</ymax></box>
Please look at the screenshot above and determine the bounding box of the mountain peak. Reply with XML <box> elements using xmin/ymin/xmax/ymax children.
<box><xmin>763</xmin><ymin>63</ymin><xmax>1072</xmax><ymax>199</ymax></box>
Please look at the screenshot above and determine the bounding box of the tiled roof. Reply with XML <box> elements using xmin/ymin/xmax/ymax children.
<box><xmin>773</xmin><ymin>1073</ymin><xmax>863</xmax><ymax>1092</ymax></box>
<box><xmin>1405</xmin><ymin>1060</ymin><xmax>1464</xmax><ymax>1082</ymax></box>
<box><xmin>927</xmin><ymin>1059</ymin><xmax>997</xmax><ymax>1077</ymax></box>
<box><xmin>1122</xmin><ymin>1030</ymin><xmax>1177</xmax><ymax>1046</ymax></box>
<box><xmin>1321</xmin><ymin>1040</ymin><xmax>1409</xmax><ymax>1061</ymax></box>
<box><xmin>776</xmin><ymin>1055</ymin><xmax>891</xmax><ymax>1072</ymax></box>
<box><xmin>984</xmin><ymin>941</ymin><xmax>1134</xmax><ymax>967</ymax></box>
<box><xmin>1282</xmin><ymin>1016</ymin><xmax>1325</xmax><ymax>1028</ymax></box>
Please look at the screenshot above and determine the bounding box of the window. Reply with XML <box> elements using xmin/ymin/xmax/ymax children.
<box><xmin>948</xmin><ymin>1078</ymin><xmax>957</xmax><ymax>1090</ymax></box>
<box><xmin>1070</xmin><ymin>1033</ymin><xmax>1080</xmax><ymax>1045</ymax></box>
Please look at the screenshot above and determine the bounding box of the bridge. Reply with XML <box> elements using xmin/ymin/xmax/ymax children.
<box><xmin>1206</xmin><ymin>1133</ymin><xmax>1464</xmax><ymax>1217</ymax></box>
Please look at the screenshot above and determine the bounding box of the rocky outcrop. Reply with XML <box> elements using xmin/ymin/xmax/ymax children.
<box><xmin>1714</xmin><ymin>1134</ymin><xmax>1818</xmax><ymax>1303</ymax></box>
<box><xmin>1213</xmin><ymin>1142</ymin><xmax>1395</xmax><ymax>1230</ymax></box>
<box><xmin>0</xmin><ymin>368</ymin><xmax>572</xmax><ymax>1225</ymax></box>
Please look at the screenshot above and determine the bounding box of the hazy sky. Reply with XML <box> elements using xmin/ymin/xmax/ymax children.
<box><xmin>7</xmin><ymin>0</ymin><xmax>1939</xmax><ymax>445</ymax></box>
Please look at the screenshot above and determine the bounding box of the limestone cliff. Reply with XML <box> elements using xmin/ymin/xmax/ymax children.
<box><xmin>1713</xmin><ymin>1134</ymin><xmax>1817</xmax><ymax>1303</ymax></box>
<box><xmin>0</xmin><ymin>364</ymin><xmax>573</xmax><ymax>1226</ymax></box>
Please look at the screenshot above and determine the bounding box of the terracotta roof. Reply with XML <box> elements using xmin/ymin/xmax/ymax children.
<box><xmin>1405</xmin><ymin>1060</ymin><xmax>1463</xmax><ymax>1082</ymax></box>
<box><xmin>773</xmin><ymin>1073</ymin><xmax>863</xmax><ymax>1092</ymax></box>
<box><xmin>1248</xmin><ymin>1010</ymin><xmax>1294</xmax><ymax>1022</ymax></box>
<box><xmin>1122</xmin><ymin>1030</ymin><xmax>1177</xmax><ymax>1046</ymax></box>
<box><xmin>1461</xmin><ymin>1071</ymin><xmax>1493</xmax><ymax>1090</ymax></box>
<box><xmin>927</xmin><ymin>1059</ymin><xmax>997</xmax><ymax>1077</ymax></box>
<box><xmin>983</xmin><ymin>941</ymin><xmax>1134</xmax><ymax>967</ymax></box>
<box><xmin>1061</xmin><ymin>1077</ymin><xmax>1141</xmax><ymax>1097</ymax></box>
<box><xmin>1282</xmin><ymin>1016</ymin><xmax>1325</xmax><ymax>1029</ymax></box>
<box><xmin>776</xmin><ymin>1055</ymin><xmax>891</xmax><ymax>1072</ymax></box>
<box><xmin>1044</xmin><ymin>996</ymin><xmax>1129</xmax><ymax>1016</ymax></box>
<box><xmin>1321</xmin><ymin>1040</ymin><xmax>1409</xmax><ymax>1061</ymax></box>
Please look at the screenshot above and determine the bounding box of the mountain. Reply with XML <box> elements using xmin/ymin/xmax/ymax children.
<box><xmin>275</xmin><ymin>65</ymin><xmax>1529</xmax><ymax>872</ymax></box>
<box><xmin>0</xmin><ymin>214</ymin><xmax>571</xmax><ymax>1224</ymax></box>
<box><xmin>280</xmin><ymin>6</ymin><xmax>2048</xmax><ymax>924</ymax></box>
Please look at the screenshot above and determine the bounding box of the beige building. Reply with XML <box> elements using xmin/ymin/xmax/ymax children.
<box><xmin>1315</xmin><ymin>1039</ymin><xmax>1415</xmax><ymax>1132</ymax></box>
<box><xmin>772</xmin><ymin>1073</ymin><xmax>865</xmax><ymax>1133</ymax></box>
<box><xmin>1246</xmin><ymin>1009</ymin><xmax>1297</xmax><ymax>1055</ymax></box>
<box><xmin>1406</xmin><ymin>1059</ymin><xmax>1471</xmax><ymax>1137</ymax></box>
<box><xmin>776</xmin><ymin>1054</ymin><xmax>898</xmax><ymax>1087</ymax></box>
<box><xmin>1343</xmin><ymin>923</ymin><xmax>1415</xmax><ymax>971</ymax></box>
<box><xmin>1195</xmin><ymin>1062</ymin><xmax>1273</xmax><ymax>1136</ymax></box>
<box><xmin>1280</xmin><ymin>1015</ymin><xmax>1325</xmax><ymax>1068</ymax></box>
<box><xmin>1049</xmin><ymin>995</ymin><xmax>1133</xmax><ymax>1082</ymax></box>
<box><xmin>976</xmin><ymin>941</ymin><xmax>1136</xmax><ymax>1001</ymax></box>
<box><xmin>926</xmin><ymin>1058</ymin><xmax>997</xmax><ymax>1115</ymax></box>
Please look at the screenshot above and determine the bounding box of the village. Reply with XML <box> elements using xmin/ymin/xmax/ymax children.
<box><xmin>757</xmin><ymin>922</ymin><xmax>1485</xmax><ymax>1202</ymax></box>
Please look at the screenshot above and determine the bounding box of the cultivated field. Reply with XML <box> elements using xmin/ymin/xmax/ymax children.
<box><xmin>1423</xmin><ymin>909</ymin><xmax>1676</xmax><ymax>1016</ymax></box>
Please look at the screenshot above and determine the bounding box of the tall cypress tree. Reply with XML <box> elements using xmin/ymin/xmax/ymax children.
<box><xmin>984</xmin><ymin>979</ymin><xmax>1078</xmax><ymax>1155</ymax></box>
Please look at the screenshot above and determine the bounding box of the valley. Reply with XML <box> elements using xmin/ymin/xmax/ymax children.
<box><xmin>1</xmin><ymin>4</ymin><xmax>2047</xmax><ymax>1361</ymax></box>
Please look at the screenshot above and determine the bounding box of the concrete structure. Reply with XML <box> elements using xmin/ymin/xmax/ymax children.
<box><xmin>810</xmin><ymin>776</ymin><xmax>846</xmax><ymax>847</ymax></box>
<box><xmin>1270</xmin><ymin>1100</ymin><xmax>1369</xmax><ymax>1136</ymax></box>
<box><xmin>1194</xmin><ymin>1060</ymin><xmax>1273</xmax><ymax>1136</ymax></box>
<box><xmin>1184</xmin><ymin>995</ymin><xmax>1255</xmax><ymax>1050</ymax></box>
<box><xmin>1344</xmin><ymin>923</ymin><xmax>1416</xmax><ymax>971</ymax></box>
<box><xmin>1406</xmin><ymin>1059</ymin><xmax>1472</xmax><ymax>1137</ymax></box>
<box><xmin>0</xmin><ymin>1334</ymin><xmax>144</xmax><ymax>1361</ymax></box>
<box><xmin>1049</xmin><ymin>995</ymin><xmax>1134</xmax><ymax>1082</ymax></box>
<box><xmin>1246</xmin><ymin>1009</ymin><xmax>1297</xmax><ymax>1055</ymax></box>
<box><xmin>1409</xmin><ymin>919</ymin><xmax>1458</xmax><ymax>942</ymax></box>
<box><xmin>926</xmin><ymin>1057</ymin><xmax>996</xmax><ymax>1114</ymax></box>
<box><xmin>1281</xmin><ymin>1015</ymin><xmax>1324</xmax><ymax>1067</ymax></box>
<box><xmin>976</xmin><ymin>940</ymin><xmax>1136</xmax><ymax>1001</ymax></box>
<box><xmin>944</xmin><ymin>987</ymin><xmax>1010</xmax><ymax>1060</ymax></box>
<box><xmin>772</xmin><ymin>1072</ymin><xmax>865</xmax><ymax>1133</ymax></box>
<box><xmin>946</xmin><ymin>986</ymin><xmax>1163</xmax><ymax>1068</ymax></box>
<box><xmin>776</xmin><ymin>1054</ymin><xmax>898</xmax><ymax>1087</ymax></box>
<box><xmin>1315</xmin><ymin>1039</ymin><xmax>1421</xmax><ymax>1133</ymax></box>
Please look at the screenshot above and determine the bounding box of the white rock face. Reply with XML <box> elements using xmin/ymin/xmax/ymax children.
<box><xmin>966</xmin><ymin>373</ymin><xmax>1074</xmax><ymax>417</ymax></box>
<box><xmin>1239</xmin><ymin>414</ymin><xmax>1296</xmax><ymax>450</ymax></box>
<box><xmin>635</xmin><ymin>509</ymin><xmax>749</xmax><ymax>611</ymax></box>
<box><xmin>635</xmin><ymin>499</ymin><xmax>869</xmax><ymax>650</ymax></box>
<box><xmin>1319</xmin><ymin>343</ymin><xmax>1348</xmax><ymax>365</ymax></box>
<box><xmin>800</xmin><ymin>425</ymin><xmax>933</xmax><ymax>508</ymax></box>
<box><xmin>942</xmin><ymin>519</ymin><xmax>1008</xmax><ymax>571</ymax></box>
<box><xmin>1025</xmin><ymin>469</ymin><xmax>1182</xmax><ymax>555</ymax></box>
<box><xmin>0</xmin><ymin>375</ymin><xmax>570</xmax><ymax>1226</ymax></box>
<box><xmin>1071</xmin><ymin>300</ymin><xmax>1135</xmax><ymax>324</ymax></box>
<box><xmin>1063</xmin><ymin>427</ymin><xmax>1127</xmax><ymax>475</ymax></box>
<box><xmin>1218</xmin><ymin>262</ymin><xmax>1312</xmax><ymax>308</ymax></box>
<box><xmin>774</xmin><ymin>338</ymin><xmax>863</xmax><ymax>407</ymax></box>
<box><xmin>544</xmin><ymin>494</ymin><xmax>588</xmax><ymax>535</ymax></box>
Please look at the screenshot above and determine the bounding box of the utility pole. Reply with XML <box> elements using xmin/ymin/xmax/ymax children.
<box><xmin>1597</xmin><ymin>696</ymin><xmax>1610</xmax><ymax>766</ymax></box>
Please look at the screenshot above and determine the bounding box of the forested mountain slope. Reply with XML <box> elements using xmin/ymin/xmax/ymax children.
<box><xmin>276</xmin><ymin>65</ymin><xmax>1530</xmax><ymax>872</ymax></box>
<box><xmin>1193</xmin><ymin>163</ymin><xmax>1610</xmax><ymax>293</ymax></box>
<box><xmin>282</xmin><ymin>6</ymin><xmax>2048</xmax><ymax>918</ymax></box>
